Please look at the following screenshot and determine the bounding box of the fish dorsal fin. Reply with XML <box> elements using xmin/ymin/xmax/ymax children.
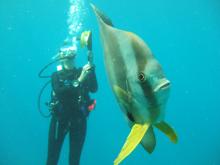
<box><xmin>114</xmin><ymin>123</ymin><xmax>150</xmax><ymax>165</ymax></box>
<box><xmin>90</xmin><ymin>3</ymin><xmax>114</xmax><ymax>27</ymax></box>
<box><xmin>155</xmin><ymin>121</ymin><xmax>178</xmax><ymax>144</ymax></box>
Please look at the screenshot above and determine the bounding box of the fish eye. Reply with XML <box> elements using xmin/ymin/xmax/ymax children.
<box><xmin>138</xmin><ymin>72</ymin><xmax>145</xmax><ymax>82</ymax></box>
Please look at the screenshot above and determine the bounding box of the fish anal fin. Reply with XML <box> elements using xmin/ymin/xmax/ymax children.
<box><xmin>114</xmin><ymin>123</ymin><xmax>150</xmax><ymax>165</ymax></box>
<box><xmin>141</xmin><ymin>126</ymin><xmax>156</xmax><ymax>154</ymax></box>
<box><xmin>155</xmin><ymin>121</ymin><xmax>178</xmax><ymax>144</ymax></box>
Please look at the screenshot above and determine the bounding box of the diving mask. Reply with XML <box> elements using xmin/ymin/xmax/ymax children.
<box><xmin>52</xmin><ymin>45</ymin><xmax>77</xmax><ymax>60</ymax></box>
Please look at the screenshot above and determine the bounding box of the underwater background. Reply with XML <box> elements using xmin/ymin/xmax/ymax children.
<box><xmin>0</xmin><ymin>0</ymin><xmax>220</xmax><ymax>164</ymax></box>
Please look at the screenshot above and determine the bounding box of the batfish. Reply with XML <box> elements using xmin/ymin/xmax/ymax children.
<box><xmin>91</xmin><ymin>4</ymin><xmax>178</xmax><ymax>165</ymax></box>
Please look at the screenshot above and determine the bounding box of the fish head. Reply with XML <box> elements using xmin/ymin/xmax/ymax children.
<box><xmin>126</xmin><ymin>43</ymin><xmax>171</xmax><ymax>124</ymax></box>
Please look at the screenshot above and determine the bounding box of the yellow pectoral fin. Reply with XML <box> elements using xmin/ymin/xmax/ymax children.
<box><xmin>113</xmin><ymin>85</ymin><xmax>131</xmax><ymax>103</ymax></box>
<box><xmin>114</xmin><ymin>123</ymin><xmax>150</xmax><ymax>165</ymax></box>
<box><xmin>155</xmin><ymin>121</ymin><xmax>178</xmax><ymax>144</ymax></box>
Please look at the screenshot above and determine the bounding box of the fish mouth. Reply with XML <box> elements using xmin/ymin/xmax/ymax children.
<box><xmin>153</xmin><ymin>79</ymin><xmax>170</xmax><ymax>92</ymax></box>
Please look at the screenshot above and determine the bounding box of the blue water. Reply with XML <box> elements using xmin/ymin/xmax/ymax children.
<box><xmin>0</xmin><ymin>0</ymin><xmax>220</xmax><ymax>164</ymax></box>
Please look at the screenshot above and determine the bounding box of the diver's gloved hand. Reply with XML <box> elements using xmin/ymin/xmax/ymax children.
<box><xmin>78</xmin><ymin>63</ymin><xmax>94</xmax><ymax>83</ymax></box>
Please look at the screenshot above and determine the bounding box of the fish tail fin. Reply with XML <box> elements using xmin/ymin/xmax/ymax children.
<box><xmin>155</xmin><ymin>121</ymin><xmax>178</xmax><ymax>144</ymax></box>
<box><xmin>114</xmin><ymin>123</ymin><xmax>150</xmax><ymax>165</ymax></box>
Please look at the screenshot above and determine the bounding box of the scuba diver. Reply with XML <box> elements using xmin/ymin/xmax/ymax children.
<box><xmin>45</xmin><ymin>31</ymin><xmax>98</xmax><ymax>165</ymax></box>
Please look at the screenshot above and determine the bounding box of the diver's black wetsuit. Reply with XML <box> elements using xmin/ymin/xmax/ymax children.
<box><xmin>46</xmin><ymin>67</ymin><xmax>97</xmax><ymax>165</ymax></box>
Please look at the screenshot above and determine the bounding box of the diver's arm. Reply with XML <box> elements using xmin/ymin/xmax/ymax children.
<box><xmin>77</xmin><ymin>49</ymin><xmax>94</xmax><ymax>82</ymax></box>
<box><xmin>84</xmin><ymin>50</ymin><xmax>98</xmax><ymax>92</ymax></box>
<box><xmin>77</xmin><ymin>32</ymin><xmax>97</xmax><ymax>92</ymax></box>
<box><xmin>77</xmin><ymin>63</ymin><xmax>98</xmax><ymax>93</ymax></box>
<box><xmin>77</xmin><ymin>65</ymin><xmax>90</xmax><ymax>83</ymax></box>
